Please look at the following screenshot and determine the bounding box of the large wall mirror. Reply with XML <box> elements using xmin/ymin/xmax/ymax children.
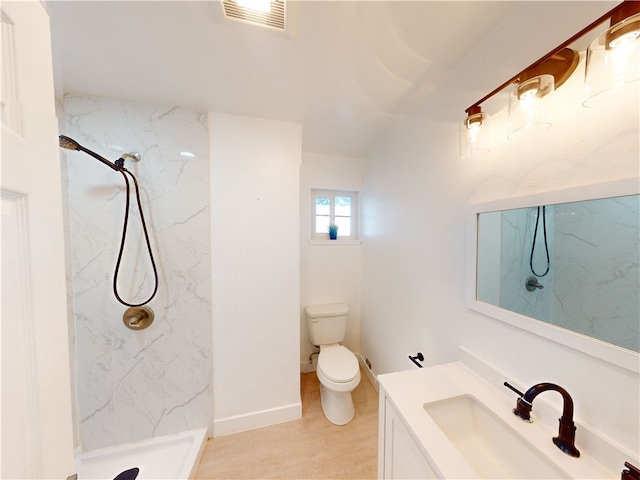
<box><xmin>466</xmin><ymin>179</ymin><xmax>639</xmax><ymax>373</ymax></box>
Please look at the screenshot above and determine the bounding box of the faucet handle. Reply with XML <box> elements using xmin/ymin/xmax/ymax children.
<box><xmin>503</xmin><ymin>381</ymin><xmax>524</xmax><ymax>397</ymax></box>
<box><xmin>526</xmin><ymin>276</ymin><xmax>545</xmax><ymax>291</ymax></box>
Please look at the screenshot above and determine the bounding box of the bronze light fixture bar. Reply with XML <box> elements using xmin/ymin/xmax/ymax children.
<box><xmin>464</xmin><ymin>1</ymin><xmax>638</xmax><ymax>117</ymax></box>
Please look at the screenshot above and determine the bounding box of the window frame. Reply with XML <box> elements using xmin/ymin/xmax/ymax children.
<box><xmin>311</xmin><ymin>189</ymin><xmax>359</xmax><ymax>241</ymax></box>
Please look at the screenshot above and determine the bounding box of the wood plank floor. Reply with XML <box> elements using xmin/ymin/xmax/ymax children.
<box><xmin>195</xmin><ymin>370</ymin><xmax>379</xmax><ymax>479</ymax></box>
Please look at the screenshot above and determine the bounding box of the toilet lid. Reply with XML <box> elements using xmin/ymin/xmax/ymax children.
<box><xmin>318</xmin><ymin>345</ymin><xmax>359</xmax><ymax>383</ymax></box>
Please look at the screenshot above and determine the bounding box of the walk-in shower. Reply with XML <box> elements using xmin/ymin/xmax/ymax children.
<box><xmin>59</xmin><ymin>96</ymin><xmax>211</xmax><ymax>479</ymax></box>
<box><xmin>59</xmin><ymin>135</ymin><xmax>158</xmax><ymax>308</ymax></box>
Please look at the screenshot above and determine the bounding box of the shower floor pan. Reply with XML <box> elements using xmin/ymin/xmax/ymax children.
<box><xmin>75</xmin><ymin>428</ymin><xmax>208</xmax><ymax>479</ymax></box>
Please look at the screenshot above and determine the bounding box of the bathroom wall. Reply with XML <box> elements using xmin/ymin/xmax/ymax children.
<box><xmin>62</xmin><ymin>95</ymin><xmax>212</xmax><ymax>452</ymax></box>
<box><xmin>361</xmin><ymin>0</ymin><xmax>639</xmax><ymax>455</ymax></box>
<box><xmin>209</xmin><ymin>112</ymin><xmax>302</xmax><ymax>436</ymax></box>
<box><xmin>300</xmin><ymin>153</ymin><xmax>365</xmax><ymax>372</ymax></box>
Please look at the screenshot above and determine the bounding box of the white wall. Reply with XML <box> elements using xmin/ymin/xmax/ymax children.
<box><xmin>209</xmin><ymin>112</ymin><xmax>302</xmax><ymax>436</ymax></box>
<box><xmin>361</xmin><ymin>1</ymin><xmax>639</xmax><ymax>455</ymax></box>
<box><xmin>300</xmin><ymin>153</ymin><xmax>365</xmax><ymax>372</ymax></box>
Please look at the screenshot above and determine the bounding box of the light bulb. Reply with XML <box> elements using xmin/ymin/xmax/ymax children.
<box><xmin>508</xmin><ymin>74</ymin><xmax>554</xmax><ymax>138</ymax></box>
<box><xmin>460</xmin><ymin>108</ymin><xmax>490</xmax><ymax>158</ymax></box>
<box><xmin>609</xmin><ymin>29</ymin><xmax>640</xmax><ymax>48</ymax></box>
<box><xmin>606</xmin><ymin>13</ymin><xmax>640</xmax><ymax>49</ymax></box>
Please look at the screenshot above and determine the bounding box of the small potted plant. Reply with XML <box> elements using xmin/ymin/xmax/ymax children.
<box><xmin>328</xmin><ymin>224</ymin><xmax>339</xmax><ymax>240</ymax></box>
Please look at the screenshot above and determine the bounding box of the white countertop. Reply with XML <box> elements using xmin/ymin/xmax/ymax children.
<box><xmin>378</xmin><ymin>362</ymin><xmax>618</xmax><ymax>479</ymax></box>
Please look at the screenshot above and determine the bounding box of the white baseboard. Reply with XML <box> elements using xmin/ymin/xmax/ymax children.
<box><xmin>212</xmin><ymin>402</ymin><xmax>302</xmax><ymax>437</ymax></box>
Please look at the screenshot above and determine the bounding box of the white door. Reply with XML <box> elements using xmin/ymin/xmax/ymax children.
<box><xmin>1</xmin><ymin>1</ymin><xmax>75</xmax><ymax>478</ymax></box>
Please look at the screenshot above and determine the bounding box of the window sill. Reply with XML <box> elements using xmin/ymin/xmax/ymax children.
<box><xmin>308</xmin><ymin>239</ymin><xmax>362</xmax><ymax>246</ymax></box>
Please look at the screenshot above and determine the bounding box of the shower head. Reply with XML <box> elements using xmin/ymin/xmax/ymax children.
<box><xmin>58</xmin><ymin>134</ymin><xmax>122</xmax><ymax>171</ymax></box>
<box><xmin>59</xmin><ymin>134</ymin><xmax>81</xmax><ymax>151</ymax></box>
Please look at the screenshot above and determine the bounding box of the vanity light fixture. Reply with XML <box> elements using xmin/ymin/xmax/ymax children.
<box><xmin>461</xmin><ymin>1</ymin><xmax>639</xmax><ymax>155</ymax></box>
<box><xmin>507</xmin><ymin>48</ymin><xmax>579</xmax><ymax>139</ymax></box>
<box><xmin>464</xmin><ymin>105</ymin><xmax>487</xmax><ymax>129</ymax></box>
<box><xmin>584</xmin><ymin>1</ymin><xmax>640</xmax><ymax>106</ymax></box>
<box><xmin>460</xmin><ymin>106</ymin><xmax>490</xmax><ymax>158</ymax></box>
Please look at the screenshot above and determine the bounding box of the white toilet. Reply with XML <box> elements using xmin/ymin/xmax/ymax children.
<box><xmin>306</xmin><ymin>303</ymin><xmax>361</xmax><ymax>425</ymax></box>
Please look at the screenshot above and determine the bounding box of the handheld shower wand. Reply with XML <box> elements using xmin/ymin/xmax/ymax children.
<box><xmin>59</xmin><ymin>134</ymin><xmax>122</xmax><ymax>171</ymax></box>
<box><xmin>59</xmin><ymin>134</ymin><xmax>158</xmax><ymax>308</ymax></box>
<box><xmin>59</xmin><ymin>135</ymin><xmax>141</xmax><ymax>171</ymax></box>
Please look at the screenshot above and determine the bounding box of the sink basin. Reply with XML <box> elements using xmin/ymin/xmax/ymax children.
<box><xmin>424</xmin><ymin>395</ymin><xmax>569</xmax><ymax>479</ymax></box>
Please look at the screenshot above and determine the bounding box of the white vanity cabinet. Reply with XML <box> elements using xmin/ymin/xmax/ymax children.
<box><xmin>378</xmin><ymin>393</ymin><xmax>439</xmax><ymax>479</ymax></box>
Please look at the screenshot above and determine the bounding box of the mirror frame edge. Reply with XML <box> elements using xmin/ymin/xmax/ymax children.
<box><xmin>465</xmin><ymin>177</ymin><xmax>640</xmax><ymax>374</ymax></box>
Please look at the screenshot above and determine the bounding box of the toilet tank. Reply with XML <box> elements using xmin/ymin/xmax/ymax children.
<box><xmin>306</xmin><ymin>303</ymin><xmax>349</xmax><ymax>346</ymax></box>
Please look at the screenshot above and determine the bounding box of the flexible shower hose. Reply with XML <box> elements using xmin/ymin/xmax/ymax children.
<box><xmin>113</xmin><ymin>168</ymin><xmax>159</xmax><ymax>307</ymax></box>
<box><xmin>529</xmin><ymin>205</ymin><xmax>550</xmax><ymax>277</ymax></box>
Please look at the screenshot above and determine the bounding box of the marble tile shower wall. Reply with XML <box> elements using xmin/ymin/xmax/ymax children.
<box><xmin>499</xmin><ymin>198</ymin><xmax>639</xmax><ymax>353</ymax></box>
<box><xmin>500</xmin><ymin>207</ymin><xmax>555</xmax><ymax>322</ymax></box>
<box><xmin>62</xmin><ymin>95</ymin><xmax>211</xmax><ymax>451</ymax></box>
<box><xmin>554</xmin><ymin>197</ymin><xmax>639</xmax><ymax>352</ymax></box>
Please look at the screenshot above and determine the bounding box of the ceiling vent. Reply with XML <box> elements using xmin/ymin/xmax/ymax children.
<box><xmin>222</xmin><ymin>0</ymin><xmax>287</xmax><ymax>32</ymax></box>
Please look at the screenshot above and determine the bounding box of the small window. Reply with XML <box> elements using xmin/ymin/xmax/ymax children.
<box><xmin>311</xmin><ymin>189</ymin><xmax>358</xmax><ymax>240</ymax></box>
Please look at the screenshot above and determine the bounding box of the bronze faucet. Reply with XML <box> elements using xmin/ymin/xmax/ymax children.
<box><xmin>504</xmin><ymin>381</ymin><xmax>580</xmax><ymax>457</ymax></box>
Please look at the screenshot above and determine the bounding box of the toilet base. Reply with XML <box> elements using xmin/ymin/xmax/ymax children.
<box><xmin>319</xmin><ymin>383</ymin><xmax>355</xmax><ymax>426</ymax></box>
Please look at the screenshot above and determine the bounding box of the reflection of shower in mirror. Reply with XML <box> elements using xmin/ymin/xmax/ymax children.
<box><xmin>525</xmin><ymin>276</ymin><xmax>544</xmax><ymax>291</ymax></box>
<box><xmin>476</xmin><ymin>194</ymin><xmax>639</xmax><ymax>353</ymax></box>
<box><xmin>529</xmin><ymin>205</ymin><xmax>550</xmax><ymax>278</ymax></box>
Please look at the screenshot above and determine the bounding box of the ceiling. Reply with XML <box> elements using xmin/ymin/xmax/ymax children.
<box><xmin>48</xmin><ymin>1</ymin><xmax>517</xmax><ymax>157</ymax></box>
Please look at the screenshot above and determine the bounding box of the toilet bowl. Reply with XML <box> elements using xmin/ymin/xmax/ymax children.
<box><xmin>316</xmin><ymin>344</ymin><xmax>361</xmax><ymax>425</ymax></box>
<box><xmin>306</xmin><ymin>303</ymin><xmax>361</xmax><ymax>425</ymax></box>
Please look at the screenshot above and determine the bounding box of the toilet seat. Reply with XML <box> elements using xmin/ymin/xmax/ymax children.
<box><xmin>318</xmin><ymin>345</ymin><xmax>359</xmax><ymax>383</ymax></box>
